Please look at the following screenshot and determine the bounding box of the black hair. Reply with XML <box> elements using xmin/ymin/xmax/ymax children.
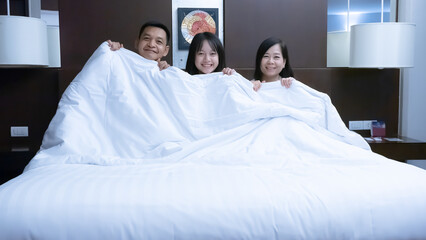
<box><xmin>253</xmin><ymin>37</ymin><xmax>294</xmax><ymax>80</ymax></box>
<box><xmin>138</xmin><ymin>21</ymin><xmax>171</xmax><ymax>45</ymax></box>
<box><xmin>185</xmin><ymin>32</ymin><xmax>226</xmax><ymax>75</ymax></box>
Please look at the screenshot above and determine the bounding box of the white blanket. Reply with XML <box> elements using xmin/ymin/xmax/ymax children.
<box><xmin>26</xmin><ymin>42</ymin><xmax>369</xmax><ymax>169</ymax></box>
<box><xmin>1</xmin><ymin>42</ymin><xmax>426</xmax><ymax>240</ymax></box>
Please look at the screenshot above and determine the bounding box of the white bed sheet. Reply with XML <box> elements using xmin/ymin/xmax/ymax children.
<box><xmin>1</xmin><ymin>42</ymin><xmax>426</xmax><ymax>240</ymax></box>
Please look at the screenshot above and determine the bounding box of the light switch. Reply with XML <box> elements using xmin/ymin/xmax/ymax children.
<box><xmin>11</xmin><ymin>126</ymin><xmax>29</xmax><ymax>137</ymax></box>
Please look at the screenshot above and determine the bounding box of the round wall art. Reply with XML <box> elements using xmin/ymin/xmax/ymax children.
<box><xmin>178</xmin><ymin>8</ymin><xmax>218</xmax><ymax>50</ymax></box>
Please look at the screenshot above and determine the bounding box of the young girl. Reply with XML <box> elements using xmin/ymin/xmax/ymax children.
<box><xmin>252</xmin><ymin>37</ymin><xmax>294</xmax><ymax>91</ymax></box>
<box><xmin>185</xmin><ymin>32</ymin><xmax>234</xmax><ymax>75</ymax></box>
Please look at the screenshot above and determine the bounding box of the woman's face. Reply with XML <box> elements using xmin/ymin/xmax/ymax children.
<box><xmin>260</xmin><ymin>44</ymin><xmax>286</xmax><ymax>81</ymax></box>
<box><xmin>195</xmin><ymin>40</ymin><xmax>219</xmax><ymax>74</ymax></box>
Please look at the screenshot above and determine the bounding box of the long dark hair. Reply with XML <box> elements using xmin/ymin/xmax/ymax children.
<box><xmin>253</xmin><ymin>37</ymin><xmax>294</xmax><ymax>80</ymax></box>
<box><xmin>185</xmin><ymin>32</ymin><xmax>226</xmax><ymax>75</ymax></box>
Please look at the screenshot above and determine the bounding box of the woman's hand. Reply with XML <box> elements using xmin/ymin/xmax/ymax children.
<box><xmin>158</xmin><ymin>60</ymin><xmax>170</xmax><ymax>71</ymax></box>
<box><xmin>107</xmin><ymin>40</ymin><xmax>123</xmax><ymax>51</ymax></box>
<box><xmin>281</xmin><ymin>77</ymin><xmax>294</xmax><ymax>88</ymax></box>
<box><xmin>251</xmin><ymin>80</ymin><xmax>263</xmax><ymax>92</ymax></box>
<box><xmin>222</xmin><ymin>67</ymin><xmax>235</xmax><ymax>75</ymax></box>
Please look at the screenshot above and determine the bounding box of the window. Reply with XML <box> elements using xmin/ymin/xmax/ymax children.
<box><xmin>328</xmin><ymin>0</ymin><xmax>393</xmax><ymax>32</ymax></box>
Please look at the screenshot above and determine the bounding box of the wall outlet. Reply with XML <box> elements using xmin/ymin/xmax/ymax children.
<box><xmin>10</xmin><ymin>126</ymin><xmax>29</xmax><ymax>137</ymax></box>
<box><xmin>349</xmin><ymin>121</ymin><xmax>364</xmax><ymax>130</ymax></box>
<box><xmin>349</xmin><ymin>120</ymin><xmax>377</xmax><ymax>130</ymax></box>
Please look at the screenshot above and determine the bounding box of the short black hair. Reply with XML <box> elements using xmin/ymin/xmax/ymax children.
<box><xmin>138</xmin><ymin>21</ymin><xmax>171</xmax><ymax>45</ymax></box>
<box><xmin>185</xmin><ymin>32</ymin><xmax>226</xmax><ymax>75</ymax></box>
<box><xmin>253</xmin><ymin>37</ymin><xmax>294</xmax><ymax>80</ymax></box>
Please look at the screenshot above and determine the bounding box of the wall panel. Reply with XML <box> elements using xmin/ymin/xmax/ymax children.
<box><xmin>58</xmin><ymin>0</ymin><xmax>173</xmax><ymax>93</ymax></box>
<box><xmin>224</xmin><ymin>0</ymin><xmax>327</xmax><ymax>68</ymax></box>
<box><xmin>0</xmin><ymin>69</ymin><xmax>59</xmax><ymax>150</ymax></box>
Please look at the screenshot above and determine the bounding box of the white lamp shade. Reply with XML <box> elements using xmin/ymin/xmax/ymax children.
<box><xmin>327</xmin><ymin>31</ymin><xmax>350</xmax><ymax>67</ymax></box>
<box><xmin>0</xmin><ymin>16</ymin><xmax>49</xmax><ymax>67</ymax></box>
<box><xmin>350</xmin><ymin>22</ymin><xmax>415</xmax><ymax>68</ymax></box>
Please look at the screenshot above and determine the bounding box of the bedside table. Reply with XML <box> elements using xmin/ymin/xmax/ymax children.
<box><xmin>0</xmin><ymin>146</ymin><xmax>37</xmax><ymax>185</ymax></box>
<box><xmin>367</xmin><ymin>136</ymin><xmax>426</xmax><ymax>162</ymax></box>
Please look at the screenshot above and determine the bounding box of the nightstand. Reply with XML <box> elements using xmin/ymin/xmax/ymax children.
<box><xmin>367</xmin><ymin>136</ymin><xmax>426</xmax><ymax>162</ymax></box>
<box><xmin>0</xmin><ymin>146</ymin><xmax>37</xmax><ymax>185</ymax></box>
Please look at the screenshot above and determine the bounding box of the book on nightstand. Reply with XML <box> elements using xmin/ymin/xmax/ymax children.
<box><xmin>371</xmin><ymin>121</ymin><xmax>386</xmax><ymax>137</ymax></box>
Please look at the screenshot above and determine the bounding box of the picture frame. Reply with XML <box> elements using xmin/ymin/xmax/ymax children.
<box><xmin>177</xmin><ymin>8</ymin><xmax>219</xmax><ymax>50</ymax></box>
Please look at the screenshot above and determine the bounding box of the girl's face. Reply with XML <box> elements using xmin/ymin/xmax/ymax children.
<box><xmin>260</xmin><ymin>44</ymin><xmax>286</xmax><ymax>81</ymax></box>
<box><xmin>195</xmin><ymin>40</ymin><xmax>219</xmax><ymax>74</ymax></box>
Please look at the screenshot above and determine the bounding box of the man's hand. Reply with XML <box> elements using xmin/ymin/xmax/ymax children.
<box><xmin>107</xmin><ymin>40</ymin><xmax>123</xmax><ymax>51</ymax></box>
<box><xmin>158</xmin><ymin>61</ymin><xmax>170</xmax><ymax>71</ymax></box>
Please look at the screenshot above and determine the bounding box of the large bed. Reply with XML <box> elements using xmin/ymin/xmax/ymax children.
<box><xmin>1</xmin><ymin>42</ymin><xmax>426</xmax><ymax>240</ymax></box>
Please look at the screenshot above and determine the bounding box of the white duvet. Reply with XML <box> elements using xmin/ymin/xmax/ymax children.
<box><xmin>1</xmin><ymin>42</ymin><xmax>426</xmax><ymax>240</ymax></box>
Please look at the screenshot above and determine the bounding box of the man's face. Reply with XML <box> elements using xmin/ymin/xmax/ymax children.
<box><xmin>135</xmin><ymin>26</ymin><xmax>169</xmax><ymax>62</ymax></box>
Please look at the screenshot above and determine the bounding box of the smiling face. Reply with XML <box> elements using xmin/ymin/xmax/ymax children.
<box><xmin>135</xmin><ymin>26</ymin><xmax>169</xmax><ymax>62</ymax></box>
<box><xmin>194</xmin><ymin>40</ymin><xmax>219</xmax><ymax>74</ymax></box>
<box><xmin>260</xmin><ymin>44</ymin><xmax>286</xmax><ymax>82</ymax></box>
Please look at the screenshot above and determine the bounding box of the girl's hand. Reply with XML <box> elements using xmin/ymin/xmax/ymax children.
<box><xmin>158</xmin><ymin>60</ymin><xmax>170</xmax><ymax>71</ymax></box>
<box><xmin>281</xmin><ymin>77</ymin><xmax>294</xmax><ymax>88</ymax></box>
<box><xmin>107</xmin><ymin>40</ymin><xmax>123</xmax><ymax>51</ymax></box>
<box><xmin>222</xmin><ymin>67</ymin><xmax>235</xmax><ymax>75</ymax></box>
<box><xmin>251</xmin><ymin>80</ymin><xmax>262</xmax><ymax>92</ymax></box>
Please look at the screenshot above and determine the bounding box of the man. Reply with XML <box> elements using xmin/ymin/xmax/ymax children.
<box><xmin>108</xmin><ymin>21</ymin><xmax>170</xmax><ymax>70</ymax></box>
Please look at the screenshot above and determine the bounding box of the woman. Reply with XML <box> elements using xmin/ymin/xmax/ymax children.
<box><xmin>185</xmin><ymin>32</ymin><xmax>234</xmax><ymax>75</ymax></box>
<box><xmin>252</xmin><ymin>37</ymin><xmax>294</xmax><ymax>91</ymax></box>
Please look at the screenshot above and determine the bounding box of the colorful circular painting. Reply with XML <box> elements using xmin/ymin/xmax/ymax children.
<box><xmin>181</xmin><ymin>10</ymin><xmax>217</xmax><ymax>44</ymax></box>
